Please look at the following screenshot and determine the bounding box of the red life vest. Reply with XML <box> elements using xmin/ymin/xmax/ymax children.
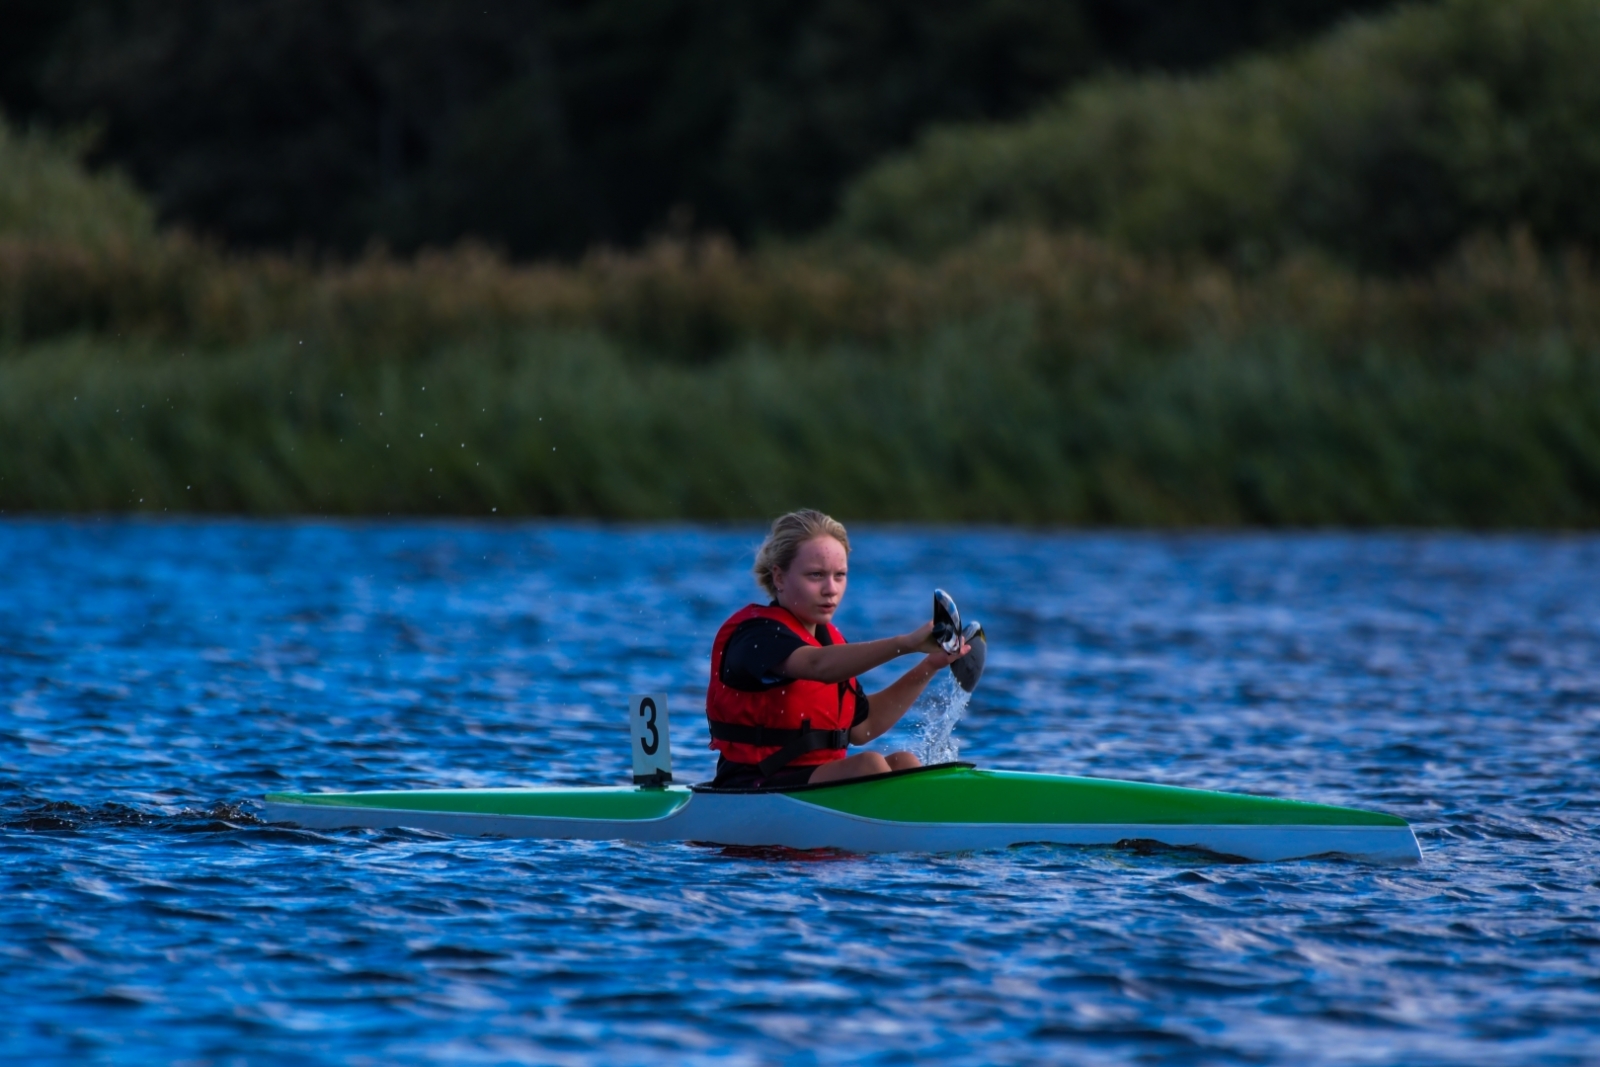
<box><xmin>705</xmin><ymin>604</ymin><xmax>864</xmax><ymax>775</ymax></box>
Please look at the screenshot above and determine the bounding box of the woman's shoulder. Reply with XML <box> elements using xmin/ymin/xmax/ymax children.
<box><xmin>728</xmin><ymin>614</ymin><xmax>799</xmax><ymax>642</ymax></box>
<box><xmin>718</xmin><ymin>616</ymin><xmax>810</xmax><ymax>690</ymax></box>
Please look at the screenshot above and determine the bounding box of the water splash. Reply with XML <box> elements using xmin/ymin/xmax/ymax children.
<box><xmin>913</xmin><ymin>672</ymin><xmax>972</xmax><ymax>765</ymax></box>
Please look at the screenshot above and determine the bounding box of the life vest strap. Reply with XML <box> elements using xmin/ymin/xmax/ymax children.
<box><xmin>705</xmin><ymin>718</ymin><xmax>850</xmax><ymax>776</ymax></box>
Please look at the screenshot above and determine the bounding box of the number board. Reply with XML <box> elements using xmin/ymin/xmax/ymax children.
<box><xmin>627</xmin><ymin>694</ymin><xmax>673</xmax><ymax>786</ymax></box>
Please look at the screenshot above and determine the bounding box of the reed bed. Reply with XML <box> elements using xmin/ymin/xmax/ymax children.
<box><xmin>4</xmin><ymin>226</ymin><xmax>1598</xmax><ymax>362</ymax></box>
<box><xmin>4</xmin><ymin>314</ymin><xmax>1598</xmax><ymax>525</ymax></box>
<box><xmin>4</xmin><ymin>213</ymin><xmax>1598</xmax><ymax>524</ymax></box>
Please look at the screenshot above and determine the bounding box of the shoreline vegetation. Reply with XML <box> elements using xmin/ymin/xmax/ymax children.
<box><xmin>5</xmin><ymin>0</ymin><xmax>1600</xmax><ymax>525</ymax></box>
<box><xmin>5</xmin><ymin>227</ymin><xmax>1597</xmax><ymax>524</ymax></box>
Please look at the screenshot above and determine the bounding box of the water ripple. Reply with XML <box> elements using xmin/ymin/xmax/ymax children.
<box><xmin>1</xmin><ymin>520</ymin><xmax>1598</xmax><ymax>1064</ymax></box>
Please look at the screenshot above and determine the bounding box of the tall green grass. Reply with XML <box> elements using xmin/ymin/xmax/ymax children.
<box><xmin>4</xmin><ymin>105</ymin><xmax>1600</xmax><ymax>525</ymax></box>
<box><xmin>5</xmin><ymin>319</ymin><xmax>1598</xmax><ymax>524</ymax></box>
<box><xmin>6</xmin><ymin>225</ymin><xmax>1598</xmax><ymax>362</ymax></box>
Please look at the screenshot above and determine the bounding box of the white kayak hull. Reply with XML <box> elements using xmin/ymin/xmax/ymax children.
<box><xmin>263</xmin><ymin>765</ymin><xmax>1422</xmax><ymax>864</ymax></box>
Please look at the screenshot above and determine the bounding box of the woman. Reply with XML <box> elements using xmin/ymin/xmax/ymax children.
<box><xmin>706</xmin><ymin>509</ymin><xmax>971</xmax><ymax>789</ymax></box>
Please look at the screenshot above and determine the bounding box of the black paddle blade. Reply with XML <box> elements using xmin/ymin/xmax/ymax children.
<box><xmin>950</xmin><ymin>621</ymin><xmax>987</xmax><ymax>693</ymax></box>
<box><xmin>932</xmin><ymin>588</ymin><xmax>962</xmax><ymax>654</ymax></box>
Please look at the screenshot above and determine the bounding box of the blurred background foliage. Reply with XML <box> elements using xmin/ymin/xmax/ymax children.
<box><xmin>0</xmin><ymin>120</ymin><xmax>153</xmax><ymax>248</ymax></box>
<box><xmin>3</xmin><ymin>0</ymin><xmax>1599</xmax><ymax>524</ymax></box>
<box><xmin>2</xmin><ymin>0</ymin><xmax>1393</xmax><ymax>257</ymax></box>
<box><xmin>838</xmin><ymin>0</ymin><xmax>1600</xmax><ymax>273</ymax></box>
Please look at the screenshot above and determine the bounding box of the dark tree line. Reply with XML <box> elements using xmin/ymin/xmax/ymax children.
<box><xmin>1</xmin><ymin>0</ymin><xmax>1396</xmax><ymax>257</ymax></box>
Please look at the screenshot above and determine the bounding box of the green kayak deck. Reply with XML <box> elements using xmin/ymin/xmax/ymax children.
<box><xmin>263</xmin><ymin>764</ymin><xmax>1419</xmax><ymax>863</ymax></box>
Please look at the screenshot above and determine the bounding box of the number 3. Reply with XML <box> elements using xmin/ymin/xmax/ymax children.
<box><xmin>638</xmin><ymin>697</ymin><xmax>660</xmax><ymax>755</ymax></box>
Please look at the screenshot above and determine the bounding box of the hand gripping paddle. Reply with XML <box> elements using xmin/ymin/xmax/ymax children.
<box><xmin>932</xmin><ymin>588</ymin><xmax>988</xmax><ymax>693</ymax></box>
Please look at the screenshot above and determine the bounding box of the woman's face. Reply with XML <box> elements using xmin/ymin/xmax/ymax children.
<box><xmin>773</xmin><ymin>536</ymin><xmax>848</xmax><ymax>630</ymax></box>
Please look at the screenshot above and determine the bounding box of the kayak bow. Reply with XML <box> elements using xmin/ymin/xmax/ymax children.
<box><xmin>262</xmin><ymin>763</ymin><xmax>1420</xmax><ymax>864</ymax></box>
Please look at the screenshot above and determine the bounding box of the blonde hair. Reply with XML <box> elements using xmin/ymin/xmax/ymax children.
<box><xmin>753</xmin><ymin>509</ymin><xmax>851</xmax><ymax>599</ymax></box>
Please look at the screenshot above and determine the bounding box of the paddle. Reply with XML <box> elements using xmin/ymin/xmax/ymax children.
<box><xmin>932</xmin><ymin>588</ymin><xmax>987</xmax><ymax>693</ymax></box>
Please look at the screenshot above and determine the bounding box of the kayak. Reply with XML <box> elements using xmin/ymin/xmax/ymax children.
<box><xmin>261</xmin><ymin>762</ymin><xmax>1421</xmax><ymax>864</ymax></box>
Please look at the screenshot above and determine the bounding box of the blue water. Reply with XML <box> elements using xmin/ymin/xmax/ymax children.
<box><xmin>2</xmin><ymin>520</ymin><xmax>1598</xmax><ymax>1065</ymax></box>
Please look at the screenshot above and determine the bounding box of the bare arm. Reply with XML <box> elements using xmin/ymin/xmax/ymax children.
<box><xmin>848</xmin><ymin>646</ymin><xmax>966</xmax><ymax>746</ymax></box>
<box><xmin>779</xmin><ymin>621</ymin><xmax>970</xmax><ymax>747</ymax></box>
<box><xmin>778</xmin><ymin>621</ymin><xmax>943</xmax><ymax>685</ymax></box>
